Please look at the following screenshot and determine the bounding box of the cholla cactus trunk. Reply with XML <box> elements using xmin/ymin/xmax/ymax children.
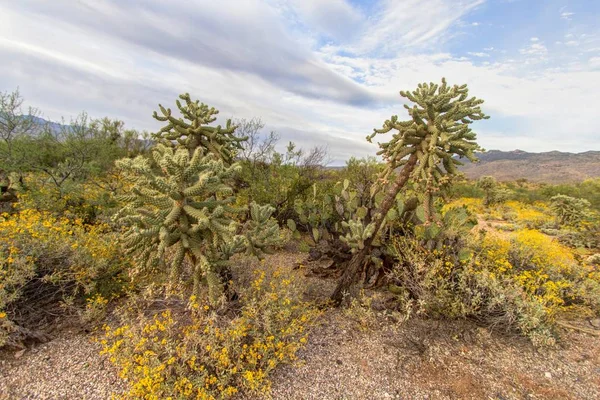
<box><xmin>331</xmin><ymin>78</ymin><xmax>488</xmax><ymax>305</ymax></box>
<box><xmin>423</xmin><ymin>190</ymin><xmax>434</xmax><ymax>224</ymax></box>
<box><xmin>331</xmin><ymin>153</ymin><xmax>418</xmax><ymax>303</ymax></box>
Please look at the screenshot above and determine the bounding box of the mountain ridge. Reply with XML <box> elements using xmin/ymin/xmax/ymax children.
<box><xmin>459</xmin><ymin>149</ymin><xmax>600</xmax><ymax>183</ymax></box>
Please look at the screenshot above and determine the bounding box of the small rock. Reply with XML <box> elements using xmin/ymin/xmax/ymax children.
<box><xmin>14</xmin><ymin>349</ymin><xmax>26</xmax><ymax>359</ymax></box>
<box><xmin>336</xmin><ymin>359</ymin><xmax>343</xmax><ymax>365</ymax></box>
<box><xmin>589</xmin><ymin>318</ymin><xmax>600</xmax><ymax>329</ymax></box>
<box><xmin>544</xmin><ymin>372</ymin><xmax>552</xmax><ymax>379</ymax></box>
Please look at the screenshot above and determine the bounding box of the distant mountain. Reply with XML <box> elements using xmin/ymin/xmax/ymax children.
<box><xmin>459</xmin><ymin>150</ymin><xmax>600</xmax><ymax>183</ymax></box>
<box><xmin>30</xmin><ymin>116</ymin><xmax>65</xmax><ymax>134</ymax></box>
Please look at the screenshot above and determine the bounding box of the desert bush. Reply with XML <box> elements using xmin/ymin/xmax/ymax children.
<box><xmin>99</xmin><ymin>268</ymin><xmax>320</xmax><ymax>399</ymax></box>
<box><xmin>389</xmin><ymin>234</ymin><xmax>556</xmax><ymax>345</ymax></box>
<box><xmin>477</xmin><ymin>176</ymin><xmax>511</xmax><ymax>206</ymax></box>
<box><xmin>586</xmin><ymin>254</ymin><xmax>600</xmax><ymax>266</ymax></box>
<box><xmin>0</xmin><ymin>208</ymin><xmax>125</xmax><ymax>346</ymax></box>
<box><xmin>442</xmin><ymin>197</ymin><xmax>484</xmax><ymax>214</ymax></box>
<box><xmin>343</xmin><ymin>290</ymin><xmax>383</xmax><ymax>331</ymax></box>
<box><xmin>550</xmin><ymin>194</ymin><xmax>591</xmax><ymax>227</ymax></box>
<box><xmin>389</xmin><ymin>226</ymin><xmax>600</xmax><ymax>345</ymax></box>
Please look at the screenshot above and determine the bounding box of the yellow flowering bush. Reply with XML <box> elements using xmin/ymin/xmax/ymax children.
<box><xmin>15</xmin><ymin>172</ymin><xmax>125</xmax><ymax>224</ymax></box>
<box><xmin>442</xmin><ymin>197</ymin><xmax>484</xmax><ymax>215</ymax></box>
<box><xmin>390</xmin><ymin>224</ymin><xmax>600</xmax><ymax>346</ymax></box>
<box><xmin>474</xmin><ymin>229</ymin><xmax>600</xmax><ymax>337</ymax></box>
<box><xmin>99</xmin><ymin>267</ymin><xmax>320</xmax><ymax>399</ymax></box>
<box><xmin>502</xmin><ymin>200</ymin><xmax>550</xmax><ymax>227</ymax></box>
<box><xmin>0</xmin><ymin>208</ymin><xmax>125</xmax><ymax>346</ymax></box>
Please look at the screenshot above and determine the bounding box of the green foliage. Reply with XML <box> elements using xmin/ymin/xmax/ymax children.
<box><xmin>232</xmin><ymin>119</ymin><xmax>334</xmax><ymax>225</ymax></box>
<box><xmin>0</xmin><ymin>88</ymin><xmax>43</xmax><ymax>175</ymax></box>
<box><xmin>415</xmin><ymin>205</ymin><xmax>477</xmax><ymax>247</ymax></box>
<box><xmin>477</xmin><ymin>176</ymin><xmax>511</xmax><ymax>206</ymax></box>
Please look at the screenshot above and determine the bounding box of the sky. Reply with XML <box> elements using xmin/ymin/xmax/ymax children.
<box><xmin>1</xmin><ymin>0</ymin><xmax>599</xmax><ymax>164</ymax></box>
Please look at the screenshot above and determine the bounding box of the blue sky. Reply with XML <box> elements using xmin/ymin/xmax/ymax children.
<box><xmin>1</xmin><ymin>0</ymin><xmax>599</xmax><ymax>164</ymax></box>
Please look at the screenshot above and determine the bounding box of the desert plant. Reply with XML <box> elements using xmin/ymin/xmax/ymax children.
<box><xmin>116</xmin><ymin>144</ymin><xmax>279</xmax><ymax>304</ymax></box>
<box><xmin>0</xmin><ymin>209</ymin><xmax>124</xmax><ymax>347</ymax></box>
<box><xmin>152</xmin><ymin>93</ymin><xmax>246</xmax><ymax>164</ymax></box>
<box><xmin>477</xmin><ymin>176</ymin><xmax>511</xmax><ymax>206</ymax></box>
<box><xmin>332</xmin><ymin>78</ymin><xmax>488</xmax><ymax>304</ymax></box>
<box><xmin>550</xmin><ymin>194</ymin><xmax>590</xmax><ymax>226</ymax></box>
<box><xmin>100</xmin><ymin>268</ymin><xmax>320</xmax><ymax>399</ymax></box>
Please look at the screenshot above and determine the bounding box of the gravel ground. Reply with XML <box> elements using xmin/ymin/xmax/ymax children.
<box><xmin>0</xmin><ymin>331</ymin><xmax>126</xmax><ymax>400</ymax></box>
<box><xmin>265</xmin><ymin>312</ymin><xmax>600</xmax><ymax>400</ymax></box>
<box><xmin>2</xmin><ymin>251</ymin><xmax>599</xmax><ymax>400</ymax></box>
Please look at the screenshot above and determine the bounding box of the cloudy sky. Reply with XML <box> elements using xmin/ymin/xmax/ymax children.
<box><xmin>1</xmin><ymin>0</ymin><xmax>599</xmax><ymax>164</ymax></box>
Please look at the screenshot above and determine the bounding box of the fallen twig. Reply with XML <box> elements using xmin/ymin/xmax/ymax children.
<box><xmin>556</xmin><ymin>320</ymin><xmax>600</xmax><ymax>336</ymax></box>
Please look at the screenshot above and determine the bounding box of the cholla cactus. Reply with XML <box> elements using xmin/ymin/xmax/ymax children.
<box><xmin>243</xmin><ymin>203</ymin><xmax>281</xmax><ymax>258</ymax></box>
<box><xmin>332</xmin><ymin>78</ymin><xmax>488</xmax><ymax>304</ymax></box>
<box><xmin>117</xmin><ymin>95</ymin><xmax>280</xmax><ymax>304</ymax></box>
<box><xmin>340</xmin><ymin>219</ymin><xmax>375</xmax><ymax>253</ymax></box>
<box><xmin>368</xmin><ymin>79</ymin><xmax>486</xmax><ymax>179</ymax></box>
<box><xmin>550</xmin><ymin>194</ymin><xmax>590</xmax><ymax>226</ymax></box>
<box><xmin>116</xmin><ymin>144</ymin><xmax>242</xmax><ymax>300</ymax></box>
<box><xmin>477</xmin><ymin>176</ymin><xmax>511</xmax><ymax>206</ymax></box>
<box><xmin>152</xmin><ymin>93</ymin><xmax>247</xmax><ymax>164</ymax></box>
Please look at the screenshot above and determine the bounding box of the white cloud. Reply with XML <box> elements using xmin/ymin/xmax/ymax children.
<box><xmin>286</xmin><ymin>0</ymin><xmax>362</xmax><ymax>41</ymax></box>
<box><xmin>0</xmin><ymin>0</ymin><xmax>598</xmax><ymax>163</ymax></box>
<box><xmin>519</xmin><ymin>39</ymin><xmax>548</xmax><ymax>63</ymax></box>
<box><xmin>349</xmin><ymin>0</ymin><xmax>486</xmax><ymax>55</ymax></box>
<box><xmin>561</xmin><ymin>11</ymin><xmax>574</xmax><ymax>20</ymax></box>
<box><xmin>467</xmin><ymin>52</ymin><xmax>490</xmax><ymax>57</ymax></box>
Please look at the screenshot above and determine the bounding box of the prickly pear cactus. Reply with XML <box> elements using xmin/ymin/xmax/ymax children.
<box><xmin>291</xmin><ymin>184</ymin><xmax>334</xmax><ymax>244</ymax></box>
